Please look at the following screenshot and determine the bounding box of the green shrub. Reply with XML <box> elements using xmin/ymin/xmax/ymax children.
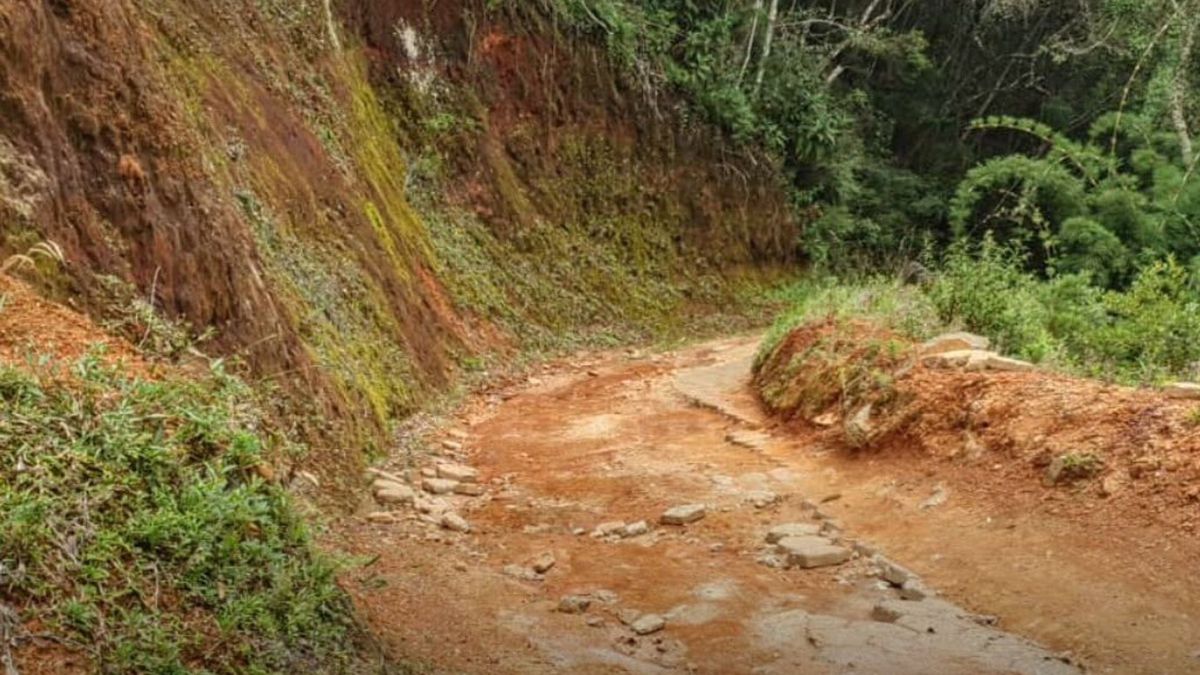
<box><xmin>926</xmin><ymin>237</ymin><xmax>1058</xmax><ymax>362</ymax></box>
<box><xmin>927</xmin><ymin>241</ymin><xmax>1200</xmax><ymax>382</ymax></box>
<box><xmin>0</xmin><ymin>352</ymin><xmax>358</xmax><ymax>673</ymax></box>
<box><xmin>766</xmin><ymin>242</ymin><xmax>1200</xmax><ymax>385</ymax></box>
<box><xmin>1054</xmin><ymin>216</ymin><xmax>1129</xmax><ymax>288</ymax></box>
<box><xmin>1086</xmin><ymin>258</ymin><xmax>1200</xmax><ymax>381</ymax></box>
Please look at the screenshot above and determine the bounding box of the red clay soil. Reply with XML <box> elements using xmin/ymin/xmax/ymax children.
<box><xmin>755</xmin><ymin>320</ymin><xmax>1200</xmax><ymax>534</ymax></box>
<box><xmin>0</xmin><ymin>275</ymin><xmax>147</xmax><ymax>372</ymax></box>
<box><xmin>332</xmin><ymin>336</ymin><xmax>1200</xmax><ymax>673</ymax></box>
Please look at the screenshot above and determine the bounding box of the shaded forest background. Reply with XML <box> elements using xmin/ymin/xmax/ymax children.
<box><xmin>524</xmin><ymin>0</ymin><xmax>1200</xmax><ymax>381</ymax></box>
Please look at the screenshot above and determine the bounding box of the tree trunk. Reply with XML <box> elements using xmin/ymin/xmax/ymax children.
<box><xmin>753</xmin><ymin>0</ymin><xmax>780</xmax><ymax>96</ymax></box>
<box><xmin>1171</xmin><ymin>13</ymin><xmax>1197</xmax><ymax>166</ymax></box>
<box><xmin>739</xmin><ymin>0</ymin><xmax>764</xmax><ymax>85</ymax></box>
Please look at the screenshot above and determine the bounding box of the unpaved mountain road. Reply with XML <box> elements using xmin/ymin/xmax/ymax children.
<box><xmin>332</xmin><ymin>336</ymin><xmax>1200</xmax><ymax>674</ymax></box>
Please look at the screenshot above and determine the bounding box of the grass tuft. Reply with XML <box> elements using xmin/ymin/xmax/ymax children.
<box><xmin>0</xmin><ymin>350</ymin><xmax>359</xmax><ymax>673</ymax></box>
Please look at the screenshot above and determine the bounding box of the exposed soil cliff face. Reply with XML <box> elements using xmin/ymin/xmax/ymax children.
<box><xmin>0</xmin><ymin>0</ymin><xmax>797</xmax><ymax>492</ymax></box>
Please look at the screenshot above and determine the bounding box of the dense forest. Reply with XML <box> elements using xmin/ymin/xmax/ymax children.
<box><xmin>521</xmin><ymin>0</ymin><xmax>1200</xmax><ymax>381</ymax></box>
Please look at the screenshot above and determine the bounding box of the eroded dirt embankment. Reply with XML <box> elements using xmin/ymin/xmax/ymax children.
<box><xmin>754</xmin><ymin>319</ymin><xmax>1200</xmax><ymax>534</ymax></box>
<box><xmin>331</xmin><ymin>334</ymin><xmax>1200</xmax><ymax>674</ymax></box>
<box><xmin>0</xmin><ymin>0</ymin><xmax>798</xmax><ymax>496</ymax></box>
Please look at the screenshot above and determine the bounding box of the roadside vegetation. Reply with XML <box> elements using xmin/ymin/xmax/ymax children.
<box><xmin>759</xmin><ymin>241</ymin><xmax>1200</xmax><ymax>385</ymax></box>
<box><xmin>0</xmin><ymin>351</ymin><xmax>362</xmax><ymax>673</ymax></box>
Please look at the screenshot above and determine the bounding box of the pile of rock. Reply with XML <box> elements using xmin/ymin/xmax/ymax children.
<box><xmin>365</xmin><ymin>433</ymin><xmax>486</xmax><ymax>534</ymax></box>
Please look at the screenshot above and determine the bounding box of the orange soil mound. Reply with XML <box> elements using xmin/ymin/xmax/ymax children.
<box><xmin>0</xmin><ymin>275</ymin><xmax>148</xmax><ymax>373</ymax></box>
<box><xmin>755</xmin><ymin>319</ymin><xmax>1200</xmax><ymax>532</ymax></box>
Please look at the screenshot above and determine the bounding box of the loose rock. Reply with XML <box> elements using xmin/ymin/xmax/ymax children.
<box><xmin>757</xmin><ymin>553</ymin><xmax>786</xmax><ymax>569</ymax></box>
<box><xmin>454</xmin><ymin>483</ymin><xmax>486</xmax><ymax>497</ymax></box>
<box><xmin>726</xmin><ymin>430</ymin><xmax>771</xmax><ymax>451</ymax></box>
<box><xmin>819</xmin><ymin>520</ymin><xmax>842</xmax><ymax>538</ymax></box>
<box><xmin>586</xmin><ymin>615</ymin><xmax>606</xmax><ymax>628</ymax></box>
<box><xmin>622</xmin><ymin>521</ymin><xmax>650</xmax><ymax>538</ymax></box>
<box><xmin>442</xmin><ymin>440</ymin><xmax>463</xmax><ymax>451</ymax></box>
<box><xmin>437</xmin><ymin>462</ymin><xmax>479</xmax><ymax>483</ymax></box>
<box><xmin>661</xmin><ymin>504</ymin><xmax>706</xmax><ymax>525</ymax></box>
<box><xmin>922</xmin><ymin>349</ymin><xmax>989</xmax><ymax>370</ymax></box>
<box><xmin>746</xmin><ymin>490</ymin><xmax>780</xmax><ymax>509</ymax></box>
<box><xmin>440</xmin><ymin>512</ymin><xmax>471</xmax><ymax>533</ymax></box>
<box><xmin>503</xmin><ymin>564</ymin><xmax>541</xmax><ymax>582</ymax></box>
<box><xmin>374</xmin><ymin>482</ymin><xmax>416</xmax><ymax>506</ymax></box>
<box><xmin>531</xmin><ymin>552</ymin><xmax>557</xmax><ymax>574</ymax></box>
<box><xmin>919</xmin><ymin>484</ymin><xmax>949</xmax><ymax>510</ymax></box>
<box><xmin>900</xmin><ymin>578</ymin><xmax>931</xmax><ymax>601</ymax></box>
<box><xmin>366</xmin><ymin>511</ymin><xmax>399</xmax><ymax>524</ymax></box>
<box><xmin>983</xmin><ymin>354</ymin><xmax>1034</xmax><ymax>372</ymax></box>
<box><xmin>617</xmin><ymin>608</ymin><xmax>641</xmax><ymax>626</ymax></box>
<box><xmin>812</xmin><ymin>411</ymin><xmax>838</xmax><ymax>427</ymax></box>
<box><xmin>765</xmin><ymin>523</ymin><xmax>822</xmax><ymax>544</ymax></box>
<box><xmin>874</xmin><ymin>556</ymin><xmax>914</xmax><ymax>587</ymax></box>
<box><xmin>631</xmin><ymin>614</ymin><xmax>666</xmax><ymax>635</ymax></box>
<box><xmin>414</xmin><ymin>496</ymin><xmax>449</xmax><ymax>515</ymax></box>
<box><xmin>776</xmin><ymin>536</ymin><xmax>851</xmax><ymax>569</ymax></box>
<box><xmin>558</xmin><ymin>595</ymin><xmax>592</xmax><ymax>614</ymax></box>
<box><xmin>845</xmin><ymin>404</ymin><xmax>873</xmax><ymax>447</ymax></box>
<box><xmin>592</xmin><ymin>521</ymin><xmax>626</xmax><ymax>537</ymax></box>
<box><xmin>422</xmin><ymin>478</ymin><xmax>459</xmax><ymax>495</ymax></box>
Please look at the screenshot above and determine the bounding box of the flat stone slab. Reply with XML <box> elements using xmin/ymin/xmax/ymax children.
<box><xmin>921</xmin><ymin>332</ymin><xmax>990</xmax><ymax>355</ymax></box>
<box><xmin>454</xmin><ymin>483</ymin><xmax>485</xmax><ymax>496</ymax></box>
<box><xmin>631</xmin><ymin>614</ymin><xmax>666</xmax><ymax>635</ymax></box>
<box><xmin>923</xmin><ymin>349</ymin><xmax>990</xmax><ymax>369</ymax></box>
<box><xmin>776</xmin><ymin>535</ymin><xmax>851</xmax><ymax>569</ymax></box>
<box><xmin>923</xmin><ymin>349</ymin><xmax>1034</xmax><ymax>373</ymax></box>
<box><xmin>661</xmin><ymin>504</ymin><xmax>707</xmax><ymax>525</ymax></box>
<box><xmin>621</xmin><ymin>521</ymin><xmax>650</xmax><ymax>537</ymax></box>
<box><xmin>422</xmin><ymin>478</ymin><xmax>459</xmax><ymax>495</ymax></box>
<box><xmin>754</xmin><ymin>604</ymin><xmax>1081</xmax><ymax>675</ymax></box>
<box><xmin>373</xmin><ymin>480</ymin><xmax>415</xmax><ymax>505</ymax></box>
<box><xmin>436</xmin><ymin>462</ymin><xmax>479</xmax><ymax>483</ymax></box>
<box><xmin>1165</xmin><ymin>382</ymin><xmax>1200</xmax><ymax>399</ymax></box>
<box><xmin>765</xmin><ymin>523</ymin><xmax>822</xmax><ymax>544</ymax></box>
<box><xmin>592</xmin><ymin>521</ymin><xmax>626</xmax><ymax>537</ymax></box>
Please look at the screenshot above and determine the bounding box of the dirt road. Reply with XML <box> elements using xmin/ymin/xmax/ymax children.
<box><xmin>332</xmin><ymin>336</ymin><xmax>1200</xmax><ymax>674</ymax></box>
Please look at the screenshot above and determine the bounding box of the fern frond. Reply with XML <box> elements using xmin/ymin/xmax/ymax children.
<box><xmin>968</xmin><ymin>116</ymin><xmax>1112</xmax><ymax>184</ymax></box>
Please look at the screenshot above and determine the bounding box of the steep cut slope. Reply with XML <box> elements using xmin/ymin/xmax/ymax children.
<box><xmin>0</xmin><ymin>0</ymin><xmax>797</xmax><ymax>493</ymax></box>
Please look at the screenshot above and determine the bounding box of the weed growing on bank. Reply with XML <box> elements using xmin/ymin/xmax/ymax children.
<box><xmin>0</xmin><ymin>351</ymin><xmax>359</xmax><ymax>673</ymax></box>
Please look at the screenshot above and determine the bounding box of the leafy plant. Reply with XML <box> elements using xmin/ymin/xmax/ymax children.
<box><xmin>0</xmin><ymin>352</ymin><xmax>359</xmax><ymax>672</ymax></box>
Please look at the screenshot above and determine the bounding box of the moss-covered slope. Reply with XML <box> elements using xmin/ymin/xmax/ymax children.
<box><xmin>0</xmin><ymin>0</ymin><xmax>798</xmax><ymax>491</ymax></box>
